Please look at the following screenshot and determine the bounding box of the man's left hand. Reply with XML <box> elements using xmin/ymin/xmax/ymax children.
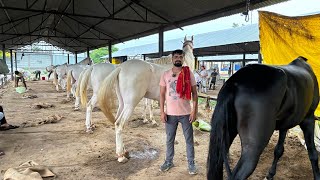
<box><xmin>189</xmin><ymin>110</ymin><xmax>197</xmax><ymax>123</ymax></box>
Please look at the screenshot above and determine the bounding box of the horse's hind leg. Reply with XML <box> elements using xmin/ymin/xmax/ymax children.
<box><xmin>115</xmin><ymin>105</ymin><xmax>134</xmax><ymax>163</ymax></box>
<box><xmin>300</xmin><ymin>115</ymin><xmax>320</xmax><ymax>179</ymax></box>
<box><xmin>85</xmin><ymin>94</ymin><xmax>97</xmax><ymax>133</ymax></box>
<box><xmin>266</xmin><ymin>130</ymin><xmax>288</xmax><ymax>179</ymax></box>
<box><xmin>232</xmin><ymin>116</ymin><xmax>275</xmax><ymax>179</ymax></box>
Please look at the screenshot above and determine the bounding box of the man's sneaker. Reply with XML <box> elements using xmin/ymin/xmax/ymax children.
<box><xmin>159</xmin><ymin>161</ymin><xmax>174</xmax><ymax>172</ymax></box>
<box><xmin>188</xmin><ymin>161</ymin><xmax>198</xmax><ymax>175</ymax></box>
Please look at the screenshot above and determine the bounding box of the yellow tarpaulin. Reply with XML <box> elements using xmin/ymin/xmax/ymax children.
<box><xmin>259</xmin><ymin>11</ymin><xmax>320</xmax><ymax>117</ymax></box>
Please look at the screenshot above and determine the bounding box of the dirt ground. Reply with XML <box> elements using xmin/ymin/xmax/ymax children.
<box><xmin>0</xmin><ymin>80</ymin><xmax>315</xmax><ymax>180</ymax></box>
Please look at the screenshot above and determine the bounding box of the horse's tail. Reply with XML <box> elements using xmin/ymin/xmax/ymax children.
<box><xmin>75</xmin><ymin>68</ymin><xmax>87</xmax><ymax>101</ymax></box>
<box><xmin>98</xmin><ymin>67</ymin><xmax>121</xmax><ymax>124</ymax></box>
<box><xmin>207</xmin><ymin>83</ymin><xmax>235</xmax><ymax>180</ymax></box>
<box><xmin>80</xmin><ymin>67</ymin><xmax>93</xmax><ymax>107</ymax></box>
<box><xmin>66</xmin><ymin>69</ymin><xmax>73</xmax><ymax>95</ymax></box>
<box><xmin>53</xmin><ymin>69</ymin><xmax>58</xmax><ymax>85</ymax></box>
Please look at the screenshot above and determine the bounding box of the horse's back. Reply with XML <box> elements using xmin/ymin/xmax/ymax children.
<box><xmin>227</xmin><ymin>58</ymin><xmax>318</xmax><ymax>129</ymax></box>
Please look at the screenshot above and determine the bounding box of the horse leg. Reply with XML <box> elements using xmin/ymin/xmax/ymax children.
<box><xmin>85</xmin><ymin>95</ymin><xmax>97</xmax><ymax>133</ymax></box>
<box><xmin>149</xmin><ymin>100</ymin><xmax>158</xmax><ymax>126</ymax></box>
<box><xmin>266</xmin><ymin>130</ymin><xmax>288</xmax><ymax>179</ymax></box>
<box><xmin>74</xmin><ymin>95</ymin><xmax>80</xmax><ymax>111</ymax></box>
<box><xmin>232</xmin><ymin>116</ymin><xmax>275</xmax><ymax>179</ymax></box>
<box><xmin>115</xmin><ymin>105</ymin><xmax>134</xmax><ymax>163</ymax></box>
<box><xmin>300</xmin><ymin>115</ymin><xmax>320</xmax><ymax>179</ymax></box>
<box><xmin>142</xmin><ymin>99</ymin><xmax>149</xmax><ymax>123</ymax></box>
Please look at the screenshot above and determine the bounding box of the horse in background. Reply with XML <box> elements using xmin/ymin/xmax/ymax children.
<box><xmin>53</xmin><ymin>57</ymin><xmax>92</xmax><ymax>91</ymax></box>
<box><xmin>66</xmin><ymin>65</ymin><xmax>90</xmax><ymax>99</ymax></box>
<box><xmin>75</xmin><ymin>63</ymin><xmax>116</xmax><ymax>132</ymax></box>
<box><xmin>98</xmin><ymin>36</ymin><xmax>195</xmax><ymax>163</ymax></box>
<box><xmin>207</xmin><ymin>56</ymin><xmax>320</xmax><ymax>179</ymax></box>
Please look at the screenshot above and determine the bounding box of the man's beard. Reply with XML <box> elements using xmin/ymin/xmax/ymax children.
<box><xmin>174</xmin><ymin>61</ymin><xmax>182</xmax><ymax>67</ymax></box>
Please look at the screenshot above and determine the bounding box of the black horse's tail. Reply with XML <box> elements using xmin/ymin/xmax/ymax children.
<box><xmin>207</xmin><ymin>82</ymin><xmax>236</xmax><ymax>180</ymax></box>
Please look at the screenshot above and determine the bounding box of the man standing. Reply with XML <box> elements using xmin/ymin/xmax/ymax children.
<box><xmin>159</xmin><ymin>49</ymin><xmax>198</xmax><ymax>175</ymax></box>
<box><xmin>199</xmin><ymin>65</ymin><xmax>208</xmax><ymax>93</ymax></box>
<box><xmin>209</xmin><ymin>68</ymin><xmax>219</xmax><ymax>90</ymax></box>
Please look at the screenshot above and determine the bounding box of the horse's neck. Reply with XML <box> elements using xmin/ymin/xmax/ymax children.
<box><xmin>184</xmin><ymin>51</ymin><xmax>195</xmax><ymax>70</ymax></box>
<box><xmin>147</xmin><ymin>55</ymin><xmax>172</xmax><ymax>65</ymax></box>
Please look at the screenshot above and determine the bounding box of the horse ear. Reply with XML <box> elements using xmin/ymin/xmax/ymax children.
<box><xmin>184</xmin><ymin>35</ymin><xmax>187</xmax><ymax>42</ymax></box>
<box><xmin>298</xmin><ymin>56</ymin><xmax>308</xmax><ymax>61</ymax></box>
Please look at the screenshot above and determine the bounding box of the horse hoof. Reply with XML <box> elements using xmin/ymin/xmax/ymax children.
<box><xmin>90</xmin><ymin>124</ymin><xmax>96</xmax><ymax>129</ymax></box>
<box><xmin>74</xmin><ymin>108</ymin><xmax>80</xmax><ymax>111</ymax></box>
<box><xmin>151</xmin><ymin>123</ymin><xmax>159</xmax><ymax>127</ymax></box>
<box><xmin>86</xmin><ymin>129</ymin><xmax>94</xmax><ymax>133</ymax></box>
<box><xmin>143</xmin><ymin>119</ymin><xmax>149</xmax><ymax>124</ymax></box>
<box><xmin>118</xmin><ymin>156</ymin><xmax>129</xmax><ymax>163</ymax></box>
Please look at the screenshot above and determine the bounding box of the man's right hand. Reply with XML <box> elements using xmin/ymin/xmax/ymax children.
<box><xmin>160</xmin><ymin>112</ymin><xmax>167</xmax><ymax>123</ymax></box>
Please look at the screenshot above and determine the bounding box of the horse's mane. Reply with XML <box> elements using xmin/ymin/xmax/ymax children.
<box><xmin>145</xmin><ymin>55</ymin><xmax>172</xmax><ymax>65</ymax></box>
<box><xmin>78</xmin><ymin>57</ymin><xmax>92</xmax><ymax>65</ymax></box>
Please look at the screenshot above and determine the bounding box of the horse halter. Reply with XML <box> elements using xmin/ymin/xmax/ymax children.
<box><xmin>183</xmin><ymin>40</ymin><xmax>194</xmax><ymax>51</ymax></box>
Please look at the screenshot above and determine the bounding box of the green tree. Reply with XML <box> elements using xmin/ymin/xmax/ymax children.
<box><xmin>0</xmin><ymin>51</ymin><xmax>11</xmax><ymax>60</ymax></box>
<box><xmin>90</xmin><ymin>46</ymin><xmax>118</xmax><ymax>63</ymax></box>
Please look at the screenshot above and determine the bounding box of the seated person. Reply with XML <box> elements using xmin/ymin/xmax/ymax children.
<box><xmin>14</xmin><ymin>70</ymin><xmax>28</xmax><ymax>90</ymax></box>
<box><xmin>0</xmin><ymin>105</ymin><xmax>19</xmax><ymax>156</ymax></box>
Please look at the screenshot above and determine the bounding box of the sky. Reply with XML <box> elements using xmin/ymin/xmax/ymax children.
<box><xmin>114</xmin><ymin>0</ymin><xmax>320</xmax><ymax>50</ymax></box>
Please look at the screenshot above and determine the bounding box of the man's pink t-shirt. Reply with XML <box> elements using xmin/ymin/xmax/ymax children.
<box><xmin>159</xmin><ymin>68</ymin><xmax>196</xmax><ymax>116</ymax></box>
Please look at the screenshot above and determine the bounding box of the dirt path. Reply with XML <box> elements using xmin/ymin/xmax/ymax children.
<box><xmin>0</xmin><ymin>80</ymin><xmax>315</xmax><ymax>179</ymax></box>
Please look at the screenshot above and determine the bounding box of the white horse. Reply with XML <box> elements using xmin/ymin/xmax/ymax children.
<box><xmin>53</xmin><ymin>57</ymin><xmax>92</xmax><ymax>91</ymax></box>
<box><xmin>75</xmin><ymin>63</ymin><xmax>116</xmax><ymax>132</ymax></box>
<box><xmin>66</xmin><ymin>65</ymin><xmax>90</xmax><ymax>98</ymax></box>
<box><xmin>98</xmin><ymin>37</ymin><xmax>195</xmax><ymax>162</ymax></box>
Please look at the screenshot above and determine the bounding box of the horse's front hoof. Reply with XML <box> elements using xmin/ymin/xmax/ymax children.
<box><xmin>86</xmin><ymin>128</ymin><xmax>94</xmax><ymax>133</ymax></box>
<box><xmin>117</xmin><ymin>155</ymin><xmax>129</xmax><ymax>163</ymax></box>
<box><xmin>74</xmin><ymin>107</ymin><xmax>80</xmax><ymax>111</ymax></box>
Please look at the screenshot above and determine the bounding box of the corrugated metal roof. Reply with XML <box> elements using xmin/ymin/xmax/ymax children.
<box><xmin>106</xmin><ymin>23</ymin><xmax>259</xmax><ymax>57</ymax></box>
<box><xmin>0</xmin><ymin>0</ymin><xmax>286</xmax><ymax>53</ymax></box>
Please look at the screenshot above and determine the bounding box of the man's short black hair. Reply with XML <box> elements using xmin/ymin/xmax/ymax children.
<box><xmin>14</xmin><ymin>71</ymin><xmax>19</xmax><ymax>75</ymax></box>
<box><xmin>172</xmin><ymin>49</ymin><xmax>183</xmax><ymax>56</ymax></box>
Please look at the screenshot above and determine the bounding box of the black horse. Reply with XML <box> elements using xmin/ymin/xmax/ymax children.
<box><xmin>207</xmin><ymin>57</ymin><xmax>320</xmax><ymax>180</ymax></box>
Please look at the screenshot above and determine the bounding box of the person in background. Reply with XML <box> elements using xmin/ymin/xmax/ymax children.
<box><xmin>209</xmin><ymin>68</ymin><xmax>219</xmax><ymax>90</ymax></box>
<box><xmin>199</xmin><ymin>65</ymin><xmax>208</xmax><ymax>93</ymax></box>
<box><xmin>33</xmin><ymin>70</ymin><xmax>41</xmax><ymax>80</ymax></box>
<box><xmin>0</xmin><ymin>105</ymin><xmax>19</xmax><ymax>156</ymax></box>
<box><xmin>14</xmin><ymin>70</ymin><xmax>28</xmax><ymax>90</ymax></box>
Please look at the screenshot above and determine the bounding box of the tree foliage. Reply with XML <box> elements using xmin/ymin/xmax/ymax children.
<box><xmin>0</xmin><ymin>51</ymin><xmax>11</xmax><ymax>59</ymax></box>
<box><xmin>90</xmin><ymin>46</ymin><xmax>118</xmax><ymax>63</ymax></box>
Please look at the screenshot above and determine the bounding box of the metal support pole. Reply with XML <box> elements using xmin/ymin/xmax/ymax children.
<box><xmin>242</xmin><ymin>53</ymin><xmax>246</xmax><ymax>67</ymax></box>
<box><xmin>14</xmin><ymin>52</ymin><xmax>17</xmax><ymax>70</ymax></box>
<box><xmin>258</xmin><ymin>51</ymin><xmax>262</xmax><ymax>64</ymax></box>
<box><xmin>67</xmin><ymin>54</ymin><xmax>70</xmax><ymax>64</ymax></box>
<box><xmin>158</xmin><ymin>27</ymin><xmax>164</xmax><ymax>57</ymax></box>
<box><xmin>87</xmin><ymin>47</ymin><xmax>90</xmax><ymax>58</ymax></box>
<box><xmin>10</xmin><ymin>50</ymin><xmax>13</xmax><ymax>80</ymax></box>
<box><xmin>2</xmin><ymin>44</ymin><xmax>5</xmax><ymax>63</ymax></box>
<box><xmin>75</xmin><ymin>52</ymin><xmax>78</xmax><ymax>64</ymax></box>
<box><xmin>108</xmin><ymin>43</ymin><xmax>112</xmax><ymax>63</ymax></box>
